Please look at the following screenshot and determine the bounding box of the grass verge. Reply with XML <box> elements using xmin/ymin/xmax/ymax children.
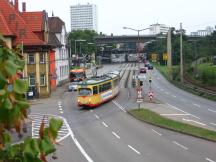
<box><xmin>128</xmin><ymin>109</ymin><xmax>216</xmax><ymax>142</ymax></box>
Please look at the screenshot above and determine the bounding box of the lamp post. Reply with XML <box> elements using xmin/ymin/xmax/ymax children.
<box><xmin>75</xmin><ymin>39</ymin><xmax>86</xmax><ymax>66</ymax></box>
<box><xmin>123</xmin><ymin>26</ymin><xmax>149</xmax><ymax>109</ymax></box>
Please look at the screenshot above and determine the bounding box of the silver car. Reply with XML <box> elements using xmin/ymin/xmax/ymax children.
<box><xmin>68</xmin><ymin>82</ymin><xmax>78</xmax><ymax>91</ymax></box>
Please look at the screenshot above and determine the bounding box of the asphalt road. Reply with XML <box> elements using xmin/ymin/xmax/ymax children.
<box><xmin>60</xmin><ymin>63</ymin><xmax>216</xmax><ymax>162</ymax></box>
<box><xmin>30</xmin><ymin>63</ymin><xmax>216</xmax><ymax>162</ymax></box>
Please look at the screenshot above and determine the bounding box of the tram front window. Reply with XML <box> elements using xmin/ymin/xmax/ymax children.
<box><xmin>79</xmin><ymin>88</ymin><xmax>92</xmax><ymax>96</ymax></box>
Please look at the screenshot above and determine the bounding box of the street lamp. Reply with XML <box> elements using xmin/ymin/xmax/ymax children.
<box><xmin>75</xmin><ymin>39</ymin><xmax>86</xmax><ymax>66</ymax></box>
<box><xmin>123</xmin><ymin>26</ymin><xmax>149</xmax><ymax>109</ymax></box>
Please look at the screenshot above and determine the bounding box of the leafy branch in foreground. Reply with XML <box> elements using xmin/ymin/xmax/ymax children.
<box><xmin>0</xmin><ymin>35</ymin><xmax>63</xmax><ymax>162</ymax></box>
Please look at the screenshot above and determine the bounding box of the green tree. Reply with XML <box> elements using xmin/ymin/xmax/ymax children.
<box><xmin>68</xmin><ymin>30</ymin><xmax>98</xmax><ymax>56</ymax></box>
<box><xmin>0</xmin><ymin>36</ymin><xmax>62</xmax><ymax>162</ymax></box>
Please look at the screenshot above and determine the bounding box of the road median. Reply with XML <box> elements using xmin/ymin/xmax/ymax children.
<box><xmin>128</xmin><ymin>108</ymin><xmax>216</xmax><ymax>142</ymax></box>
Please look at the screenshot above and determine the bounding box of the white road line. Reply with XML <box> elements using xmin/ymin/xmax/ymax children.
<box><xmin>210</xmin><ymin>123</ymin><xmax>216</xmax><ymax>126</ymax></box>
<box><xmin>59</xmin><ymin>108</ymin><xmax>63</xmax><ymax>111</ymax></box>
<box><xmin>102</xmin><ymin>122</ymin><xmax>108</xmax><ymax>128</ymax></box>
<box><xmin>182</xmin><ymin>118</ymin><xmax>206</xmax><ymax>126</ymax></box>
<box><xmin>128</xmin><ymin>145</ymin><xmax>141</xmax><ymax>155</ymax></box>
<box><xmin>206</xmin><ymin>157</ymin><xmax>215</xmax><ymax>162</ymax></box>
<box><xmin>208</xmin><ymin>109</ymin><xmax>216</xmax><ymax>113</ymax></box>
<box><xmin>193</xmin><ymin>103</ymin><xmax>201</xmax><ymax>108</ymax></box>
<box><xmin>90</xmin><ymin>110</ymin><xmax>93</xmax><ymax>112</ymax></box>
<box><xmin>112</xmin><ymin>100</ymin><xmax>126</xmax><ymax>113</ymax></box>
<box><xmin>161</xmin><ymin>113</ymin><xmax>190</xmax><ymax>116</ymax></box>
<box><xmin>172</xmin><ymin>95</ymin><xmax>176</xmax><ymax>98</ymax></box>
<box><xmin>94</xmin><ymin>114</ymin><xmax>100</xmax><ymax>119</ymax></box>
<box><xmin>60</xmin><ymin>111</ymin><xmax>64</xmax><ymax>114</ymax></box>
<box><xmin>166</xmin><ymin>103</ymin><xmax>200</xmax><ymax>119</ymax></box>
<box><xmin>152</xmin><ymin>129</ymin><xmax>162</xmax><ymax>136</ymax></box>
<box><xmin>58</xmin><ymin>101</ymin><xmax>62</xmax><ymax>104</ymax></box>
<box><xmin>112</xmin><ymin>132</ymin><xmax>120</xmax><ymax>139</ymax></box>
<box><xmin>64</xmin><ymin>118</ymin><xmax>94</xmax><ymax>162</ymax></box>
<box><xmin>172</xmin><ymin>141</ymin><xmax>188</xmax><ymax>150</ymax></box>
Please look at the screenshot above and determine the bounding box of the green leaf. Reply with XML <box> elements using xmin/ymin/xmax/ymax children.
<box><xmin>13</xmin><ymin>79</ymin><xmax>29</xmax><ymax>94</ymax></box>
<box><xmin>5</xmin><ymin>60</ymin><xmax>19</xmax><ymax>76</ymax></box>
<box><xmin>3</xmin><ymin>132</ymin><xmax>11</xmax><ymax>144</ymax></box>
<box><xmin>16</xmin><ymin>100</ymin><xmax>30</xmax><ymax>109</ymax></box>
<box><xmin>3</xmin><ymin>98</ymin><xmax>13</xmax><ymax>110</ymax></box>
<box><xmin>0</xmin><ymin>72</ymin><xmax>7</xmax><ymax>89</ymax></box>
<box><xmin>24</xmin><ymin>138</ymin><xmax>40</xmax><ymax>159</ymax></box>
<box><xmin>39</xmin><ymin>137</ymin><xmax>56</xmax><ymax>156</ymax></box>
<box><xmin>49</xmin><ymin>118</ymin><xmax>63</xmax><ymax>132</ymax></box>
<box><xmin>0</xmin><ymin>89</ymin><xmax>6</xmax><ymax>96</ymax></box>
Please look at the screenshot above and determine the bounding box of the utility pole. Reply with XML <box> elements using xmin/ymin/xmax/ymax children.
<box><xmin>180</xmin><ymin>23</ymin><xmax>183</xmax><ymax>83</ymax></box>
<box><xmin>167</xmin><ymin>28</ymin><xmax>172</xmax><ymax>80</ymax></box>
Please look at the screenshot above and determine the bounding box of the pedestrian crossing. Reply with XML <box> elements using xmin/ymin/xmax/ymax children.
<box><xmin>29</xmin><ymin>113</ymin><xmax>70</xmax><ymax>142</ymax></box>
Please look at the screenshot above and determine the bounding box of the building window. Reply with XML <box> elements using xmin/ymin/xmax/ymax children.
<box><xmin>28</xmin><ymin>53</ymin><xmax>35</xmax><ymax>64</ymax></box>
<box><xmin>40</xmin><ymin>53</ymin><xmax>45</xmax><ymax>63</ymax></box>
<box><xmin>29</xmin><ymin>74</ymin><xmax>35</xmax><ymax>86</ymax></box>
<box><xmin>40</xmin><ymin>74</ymin><xmax>46</xmax><ymax>86</ymax></box>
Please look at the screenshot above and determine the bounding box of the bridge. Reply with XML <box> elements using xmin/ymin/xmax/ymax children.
<box><xmin>95</xmin><ymin>35</ymin><xmax>202</xmax><ymax>45</ymax></box>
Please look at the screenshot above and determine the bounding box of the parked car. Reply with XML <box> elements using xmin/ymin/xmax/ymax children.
<box><xmin>68</xmin><ymin>82</ymin><xmax>78</xmax><ymax>91</ymax></box>
<box><xmin>148</xmin><ymin>64</ymin><xmax>153</xmax><ymax>70</ymax></box>
<box><xmin>140</xmin><ymin>67</ymin><xmax>147</xmax><ymax>73</ymax></box>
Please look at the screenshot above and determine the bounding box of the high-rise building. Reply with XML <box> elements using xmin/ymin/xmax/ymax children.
<box><xmin>149</xmin><ymin>23</ymin><xmax>169</xmax><ymax>35</ymax></box>
<box><xmin>70</xmin><ymin>3</ymin><xmax>97</xmax><ymax>31</ymax></box>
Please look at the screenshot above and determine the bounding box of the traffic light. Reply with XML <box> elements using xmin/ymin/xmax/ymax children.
<box><xmin>140</xmin><ymin>80</ymin><xmax>143</xmax><ymax>86</ymax></box>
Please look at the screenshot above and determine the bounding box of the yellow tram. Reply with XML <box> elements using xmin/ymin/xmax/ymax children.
<box><xmin>77</xmin><ymin>71</ymin><xmax>120</xmax><ymax>107</ymax></box>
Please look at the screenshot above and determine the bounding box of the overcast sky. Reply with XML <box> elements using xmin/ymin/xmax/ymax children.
<box><xmin>19</xmin><ymin>0</ymin><xmax>216</xmax><ymax>35</ymax></box>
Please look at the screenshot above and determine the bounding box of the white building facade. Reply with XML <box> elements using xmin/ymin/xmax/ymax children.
<box><xmin>70</xmin><ymin>3</ymin><xmax>98</xmax><ymax>31</ymax></box>
<box><xmin>149</xmin><ymin>23</ymin><xmax>169</xmax><ymax>35</ymax></box>
<box><xmin>48</xmin><ymin>17</ymin><xmax>69</xmax><ymax>86</ymax></box>
<box><xmin>191</xmin><ymin>26</ymin><xmax>214</xmax><ymax>36</ymax></box>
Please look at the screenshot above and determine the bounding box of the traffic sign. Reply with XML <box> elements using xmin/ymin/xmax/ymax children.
<box><xmin>137</xmin><ymin>98</ymin><xmax>143</xmax><ymax>103</ymax></box>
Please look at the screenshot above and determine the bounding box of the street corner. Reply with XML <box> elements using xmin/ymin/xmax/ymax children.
<box><xmin>29</xmin><ymin>113</ymin><xmax>71</xmax><ymax>143</ymax></box>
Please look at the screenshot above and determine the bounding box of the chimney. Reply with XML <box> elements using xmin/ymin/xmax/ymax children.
<box><xmin>14</xmin><ymin>0</ymin><xmax>19</xmax><ymax>11</ymax></box>
<box><xmin>22</xmin><ymin>2</ymin><xmax>26</xmax><ymax>12</ymax></box>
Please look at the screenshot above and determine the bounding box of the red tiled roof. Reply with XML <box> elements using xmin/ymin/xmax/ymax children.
<box><xmin>0</xmin><ymin>10</ymin><xmax>13</xmax><ymax>36</ymax></box>
<box><xmin>0</xmin><ymin>0</ymin><xmax>45</xmax><ymax>46</ymax></box>
<box><xmin>21</xmin><ymin>12</ymin><xmax>43</xmax><ymax>32</ymax></box>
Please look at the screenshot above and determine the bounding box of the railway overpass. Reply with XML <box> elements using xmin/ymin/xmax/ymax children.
<box><xmin>95</xmin><ymin>35</ymin><xmax>202</xmax><ymax>45</ymax></box>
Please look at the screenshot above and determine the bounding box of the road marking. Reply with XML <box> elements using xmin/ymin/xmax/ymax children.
<box><xmin>94</xmin><ymin>114</ymin><xmax>100</xmax><ymax>119</ymax></box>
<box><xmin>161</xmin><ymin>113</ymin><xmax>190</xmax><ymax>116</ymax></box>
<box><xmin>60</xmin><ymin>111</ymin><xmax>64</xmax><ymax>114</ymax></box>
<box><xmin>172</xmin><ymin>95</ymin><xmax>176</xmax><ymax>98</ymax></box>
<box><xmin>166</xmin><ymin>103</ymin><xmax>200</xmax><ymax>119</ymax></box>
<box><xmin>90</xmin><ymin>110</ymin><xmax>93</xmax><ymax>112</ymax></box>
<box><xmin>112</xmin><ymin>132</ymin><xmax>120</xmax><ymax>139</ymax></box>
<box><xmin>208</xmin><ymin>109</ymin><xmax>216</xmax><ymax>113</ymax></box>
<box><xmin>172</xmin><ymin>141</ymin><xmax>188</xmax><ymax>150</ymax></box>
<box><xmin>182</xmin><ymin>118</ymin><xmax>206</xmax><ymax>126</ymax></box>
<box><xmin>210</xmin><ymin>123</ymin><xmax>216</xmax><ymax>126</ymax></box>
<box><xmin>206</xmin><ymin>158</ymin><xmax>215</xmax><ymax>162</ymax></box>
<box><xmin>65</xmin><ymin>118</ymin><xmax>94</xmax><ymax>162</ymax></box>
<box><xmin>112</xmin><ymin>100</ymin><xmax>126</xmax><ymax>113</ymax></box>
<box><xmin>152</xmin><ymin>129</ymin><xmax>162</xmax><ymax>136</ymax></box>
<box><xmin>193</xmin><ymin>103</ymin><xmax>201</xmax><ymax>108</ymax></box>
<box><xmin>102</xmin><ymin>122</ymin><xmax>108</xmax><ymax>128</ymax></box>
<box><xmin>128</xmin><ymin>145</ymin><xmax>141</xmax><ymax>155</ymax></box>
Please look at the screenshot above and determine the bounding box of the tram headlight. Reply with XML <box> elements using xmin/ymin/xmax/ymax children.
<box><xmin>88</xmin><ymin>98</ymin><xmax>91</xmax><ymax>102</ymax></box>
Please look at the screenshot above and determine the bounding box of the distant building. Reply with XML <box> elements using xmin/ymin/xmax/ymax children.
<box><xmin>149</xmin><ymin>23</ymin><xmax>169</xmax><ymax>35</ymax></box>
<box><xmin>48</xmin><ymin>17</ymin><xmax>69</xmax><ymax>88</ymax></box>
<box><xmin>70</xmin><ymin>3</ymin><xmax>98</xmax><ymax>31</ymax></box>
<box><xmin>190</xmin><ymin>26</ymin><xmax>214</xmax><ymax>36</ymax></box>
